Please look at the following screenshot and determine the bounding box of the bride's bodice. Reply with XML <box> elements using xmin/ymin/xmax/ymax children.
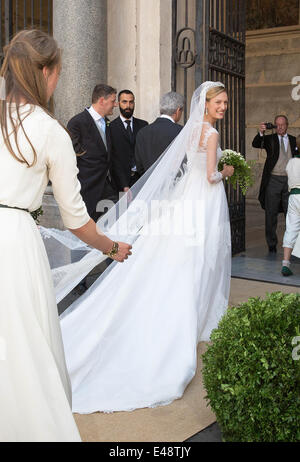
<box><xmin>186</xmin><ymin>122</ymin><xmax>222</xmax><ymax>174</ymax></box>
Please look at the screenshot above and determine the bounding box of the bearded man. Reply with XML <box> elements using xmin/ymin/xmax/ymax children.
<box><xmin>110</xmin><ymin>90</ymin><xmax>148</xmax><ymax>192</ymax></box>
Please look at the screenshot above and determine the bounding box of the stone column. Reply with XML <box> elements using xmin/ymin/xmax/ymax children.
<box><xmin>107</xmin><ymin>0</ymin><xmax>173</xmax><ymax>124</ymax></box>
<box><xmin>41</xmin><ymin>1</ymin><xmax>107</xmax><ymax>230</ymax></box>
<box><xmin>53</xmin><ymin>0</ymin><xmax>107</xmax><ymax>125</ymax></box>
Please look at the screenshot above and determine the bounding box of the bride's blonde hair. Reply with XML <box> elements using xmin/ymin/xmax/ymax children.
<box><xmin>206</xmin><ymin>85</ymin><xmax>226</xmax><ymax>102</ymax></box>
<box><xmin>0</xmin><ymin>29</ymin><xmax>61</xmax><ymax>167</ymax></box>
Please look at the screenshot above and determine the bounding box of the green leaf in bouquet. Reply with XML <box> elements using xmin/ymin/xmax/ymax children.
<box><xmin>218</xmin><ymin>150</ymin><xmax>256</xmax><ymax>195</ymax></box>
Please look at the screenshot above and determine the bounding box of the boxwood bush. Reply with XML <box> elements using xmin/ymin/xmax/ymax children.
<box><xmin>202</xmin><ymin>292</ymin><xmax>300</xmax><ymax>442</ymax></box>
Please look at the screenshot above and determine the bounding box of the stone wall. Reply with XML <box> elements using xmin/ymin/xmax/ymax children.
<box><xmin>246</xmin><ymin>25</ymin><xmax>300</xmax><ymax>203</ymax></box>
<box><xmin>107</xmin><ymin>0</ymin><xmax>173</xmax><ymax>124</ymax></box>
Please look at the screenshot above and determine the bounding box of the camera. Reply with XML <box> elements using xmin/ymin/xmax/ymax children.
<box><xmin>265</xmin><ymin>122</ymin><xmax>277</xmax><ymax>130</ymax></box>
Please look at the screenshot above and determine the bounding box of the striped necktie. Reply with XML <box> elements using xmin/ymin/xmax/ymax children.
<box><xmin>280</xmin><ymin>136</ymin><xmax>286</xmax><ymax>155</ymax></box>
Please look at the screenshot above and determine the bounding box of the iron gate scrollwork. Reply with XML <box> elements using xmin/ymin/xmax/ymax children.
<box><xmin>172</xmin><ymin>0</ymin><xmax>246</xmax><ymax>255</ymax></box>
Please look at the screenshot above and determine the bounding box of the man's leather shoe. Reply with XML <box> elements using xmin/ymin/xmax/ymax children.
<box><xmin>281</xmin><ymin>266</ymin><xmax>293</xmax><ymax>277</ymax></box>
<box><xmin>268</xmin><ymin>246</ymin><xmax>277</xmax><ymax>253</ymax></box>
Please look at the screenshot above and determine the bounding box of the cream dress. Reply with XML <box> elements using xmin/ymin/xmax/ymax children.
<box><xmin>0</xmin><ymin>105</ymin><xmax>90</xmax><ymax>442</ymax></box>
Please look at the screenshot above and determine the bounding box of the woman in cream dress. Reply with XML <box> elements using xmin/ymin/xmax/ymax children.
<box><xmin>0</xmin><ymin>30</ymin><xmax>131</xmax><ymax>442</ymax></box>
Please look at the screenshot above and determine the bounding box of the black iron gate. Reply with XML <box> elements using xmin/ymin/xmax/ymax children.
<box><xmin>0</xmin><ymin>0</ymin><xmax>52</xmax><ymax>61</ymax></box>
<box><xmin>172</xmin><ymin>0</ymin><xmax>246</xmax><ymax>255</ymax></box>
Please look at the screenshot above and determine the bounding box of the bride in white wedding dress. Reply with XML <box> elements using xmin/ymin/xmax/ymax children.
<box><xmin>59</xmin><ymin>81</ymin><xmax>234</xmax><ymax>413</ymax></box>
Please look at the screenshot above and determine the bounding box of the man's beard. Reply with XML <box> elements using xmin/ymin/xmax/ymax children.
<box><xmin>120</xmin><ymin>107</ymin><xmax>134</xmax><ymax>119</ymax></box>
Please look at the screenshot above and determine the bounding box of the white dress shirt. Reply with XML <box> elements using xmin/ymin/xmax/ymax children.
<box><xmin>87</xmin><ymin>106</ymin><xmax>107</xmax><ymax>148</ymax></box>
<box><xmin>120</xmin><ymin>115</ymin><xmax>133</xmax><ymax>131</ymax></box>
<box><xmin>278</xmin><ymin>133</ymin><xmax>289</xmax><ymax>151</ymax></box>
<box><xmin>160</xmin><ymin>114</ymin><xmax>175</xmax><ymax>123</ymax></box>
<box><xmin>87</xmin><ymin>106</ymin><xmax>106</xmax><ymax>132</ymax></box>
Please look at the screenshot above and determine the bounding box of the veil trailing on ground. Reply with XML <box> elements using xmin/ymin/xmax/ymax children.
<box><xmin>41</xmin><ymin>81</ymin><xmax>225</xmax><ymax>303</ymax></box>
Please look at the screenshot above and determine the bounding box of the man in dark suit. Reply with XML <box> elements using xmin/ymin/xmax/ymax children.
<box><xmin>110</xmin><ymin>90</ymin><xmax>148</xmax><ymax>193</ymax></box>
<box><xmin>67</xmin><ymin>84</ymin><xmax>118</xmax><ymax>294</ymax></box>
<box><xmin>67</xmin><ymin>84</ymin><xmax>119</xmax><ymax>222</ymax></box>
<box><xmin>135</xmin><ymin>92</ymin><xmax>184</xmax><ymax>175</ymax></box>
<box><xmin>252</xmin><ymin>115</ymin><xmax>296</xmax><ymax>253</ymax></box>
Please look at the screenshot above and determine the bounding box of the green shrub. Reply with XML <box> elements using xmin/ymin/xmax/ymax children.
<box><xmin>202</xmin><ymin>292</ymin><xmax>300</xmax><ymax>442</ymax></box>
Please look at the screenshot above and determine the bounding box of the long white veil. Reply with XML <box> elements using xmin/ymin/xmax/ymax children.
<box><xmin>41</xmin><ymin>81</ymin><xmax>225</xmax><ymax>304</ymax></box>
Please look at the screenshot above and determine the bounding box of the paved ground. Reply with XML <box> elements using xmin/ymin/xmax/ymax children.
<box><xmin>244</xmin><ymin>201</ymin><xmax>286</xmax><ymax>258</ymax></box>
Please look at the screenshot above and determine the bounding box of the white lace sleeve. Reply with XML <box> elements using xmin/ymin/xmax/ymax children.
<box><xmin>209</xmin><ymin>171</ymin><xmax>223</xmax><ymax>183</ymax></box>
<box><xmin>201</xmin><ymin>126</ymin><xmax>216</xmax><ymax>149</ymax></box>
<box><xmin>204</xmin><ymin>128</ymin><xmax>223</xmax><ymax>184</ymax></box>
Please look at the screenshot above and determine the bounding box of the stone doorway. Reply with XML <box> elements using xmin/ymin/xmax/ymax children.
<box><xmin>172</xmin><ymin>0</ymin><xmax>246</xmax><ymax>255</ymax></box>
<box><xmin>246</xmin><ymin>0</ymin><xmax>300</xmax><ymax>255</ymax></box>
<box><xmin>231</xmin><ymin>1</ymin><xmax>300</xmax><ymax>285</ymax></box>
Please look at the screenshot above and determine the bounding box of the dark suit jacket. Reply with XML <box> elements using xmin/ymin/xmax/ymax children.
<box><xmin>135</xmin><ymin>117</ymin><xmax>183</xmax><ymax>175</ymax></box>
<box><xmin>252</xmin><ymin>132</ymin><xmax>296</xmax><ymax>209</ymax></box>
<box><xmin>110</xmin><ymin>116</ymin><xmax>148</xmax><ymax>190</ymax></box>
<box><xmin>67</xmin><ymin>109</ymin><xmax>114</xmax><ymax>220</ymax></box>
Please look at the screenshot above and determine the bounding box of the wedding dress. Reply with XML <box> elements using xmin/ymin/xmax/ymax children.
<box><xmin>58</xmin><ymin>83</ymin><xmax>231</xmax><ymax>414</ymax></box>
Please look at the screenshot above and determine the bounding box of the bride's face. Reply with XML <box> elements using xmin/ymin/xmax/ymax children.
<box><xmin>206</xmin><ymin>91</ymin><xmax>228</xmax><ymax>121</ymax></box>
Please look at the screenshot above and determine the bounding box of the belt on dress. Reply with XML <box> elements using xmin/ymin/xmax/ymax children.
<box><xmin>0</xmin><ymin>204</ymin><xmax>29</xmax><ymax>212</ymax></box>
<box><xmin>290</xmin><ymin>188</ymin><xmax>300</xmax><ymax>195</ymax></box>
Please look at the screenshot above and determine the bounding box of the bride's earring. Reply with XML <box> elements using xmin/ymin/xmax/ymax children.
<box><xmin>205</xmin><ymin>107</ymin><xmax>208</xmax><ymax>115</ymax></box>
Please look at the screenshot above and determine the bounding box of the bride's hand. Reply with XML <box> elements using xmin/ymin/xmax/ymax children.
<box><xmin>222</xmin><ymin>164</ymin><xmax>234</xmax><ymax>178</ymax></box>
<box><xmin>112</xmin><ymin>242</ymin><xmax>132</xmax><ymax>262</ymax></box>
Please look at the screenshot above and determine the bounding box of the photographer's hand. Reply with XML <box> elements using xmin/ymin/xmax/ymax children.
<box><xmin>259</xmin><ymin>122</ymin><xmax>267</xmax><ymax>136</ymax></box>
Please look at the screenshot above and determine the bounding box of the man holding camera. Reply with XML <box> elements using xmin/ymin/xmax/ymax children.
<box><xmin>252</xmin><ymin>115</ymin><xmax>296</xmax><ymax>253</ymax></box>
